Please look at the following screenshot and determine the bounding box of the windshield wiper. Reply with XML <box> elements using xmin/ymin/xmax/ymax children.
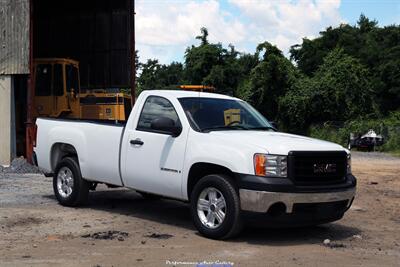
<box><xmin>247</xmin><ymin>126</ymin><xmax>276</xmax><ymax>131</ymax></box>
<box><xmin>201</xmin><ymin>125</ymin><xmax>249</xmax><ymax>132</ymax></box>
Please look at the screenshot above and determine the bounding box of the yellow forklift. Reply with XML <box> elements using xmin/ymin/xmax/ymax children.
<box><xmin>33</xmin><ymin>58</ymin><xmax>131</xmax><ymax>121</ymax></box>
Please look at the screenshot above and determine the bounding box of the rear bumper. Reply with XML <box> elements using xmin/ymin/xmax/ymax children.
<box><xmin>239</xmin><ymin>187</ymin><xmax>356</xmax><ymax>213</ymax></box>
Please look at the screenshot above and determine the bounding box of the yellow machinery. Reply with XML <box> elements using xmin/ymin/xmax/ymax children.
<box><xmin>223</xmin><ymin>109</ymin><xmax>241</xmax><ymax>125</ymax></box>
<box><xmin>79</xmin><ymin>90</ymin><xmax>131</xmax><ymax>121</ymax></box>
<box><xmin>33</xmin><ymin>58</ymin><xmax>131</xmax><ymax>121</ymax></box>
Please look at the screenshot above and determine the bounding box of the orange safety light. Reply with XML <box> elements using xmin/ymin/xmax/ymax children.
<box><xmin>254</xmin><ymin>154</ymin><xmax>266</xmax><ymax>176</ymax></box>
<box><xmin>179</xmin><ymin>85</ymin><xmax>215</xmax><ymax>92</ymax></box>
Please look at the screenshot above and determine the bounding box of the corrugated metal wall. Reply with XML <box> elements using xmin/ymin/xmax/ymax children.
<box><xmin>0</xmin><ymin>0</ymin><xmax>30</xmax><ymax>75</ymax></box>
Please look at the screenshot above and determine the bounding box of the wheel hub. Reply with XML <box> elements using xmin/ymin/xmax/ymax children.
<box><xmin>57</xmin><ymin>167</ymin><xmax>74</xmax><ymax>198</ymax></box>
<box><xmin>210</xmin><ymin>204</ymin><xmax>216</xmax><ymax>212</ymax></box>
<box><xmin>197</xmin><ymin>187</ymin><xmax>226</xmax><ymax>229</ymax></box>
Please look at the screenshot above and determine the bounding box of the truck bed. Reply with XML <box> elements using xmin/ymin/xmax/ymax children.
<box><xmin>35</xmin><ymin>118</ymin><xmax>125</xmax><ymax>186</ymax></box>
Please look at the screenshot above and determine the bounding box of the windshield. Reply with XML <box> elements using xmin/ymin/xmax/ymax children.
<box><xmin>179</xmin><ymin>97</ymin><xmax>275</xmax><ymax>132</ymax></box>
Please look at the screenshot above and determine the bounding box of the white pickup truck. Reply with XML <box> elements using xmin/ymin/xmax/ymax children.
<box><xmin>34</xmin><ymin>90</ymin><xmax>356</xmax><ymax>239</ymax></box>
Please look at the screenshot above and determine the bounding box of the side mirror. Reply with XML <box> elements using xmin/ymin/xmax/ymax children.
<box><xmin>151</xmin><ymin>117</ymin><xmax>182</xmax><ymax>137</ymax></box>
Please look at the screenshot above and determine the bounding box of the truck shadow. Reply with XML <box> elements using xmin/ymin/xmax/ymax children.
<box><xmin>87</xmin><ymin>188</ymin><xmax>193</xmax><ymax>230</ymax></box>
<box><xmin>44</xmin><ymin>188</ymin><xmax>361</xmax><ymax>246</ymax></box>
<box><xmin>234</xmin><ymin>224</ymin><xmax>361</xmax><ymax>246</ymax></box>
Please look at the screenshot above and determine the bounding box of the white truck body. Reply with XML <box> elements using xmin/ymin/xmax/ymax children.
<box><xmin>34</xmin><ymin>90</ymin><xmax>356</xmax><ymax>239</ymax></box>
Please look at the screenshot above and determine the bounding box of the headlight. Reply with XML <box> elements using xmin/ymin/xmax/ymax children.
<box><xmin>347</xmin><ymin>153</ymin><xmax>352</xmax><ymax>174</ymax></box>
<box><xmin>254</xmin><ymin>154</ymin><xmax>287</xmax><ymax>177</ymax></box>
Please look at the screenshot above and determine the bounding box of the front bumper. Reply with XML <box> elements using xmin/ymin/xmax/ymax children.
<box><xmin>239</xmin><ymin>187</ymin><xmax>356</xmax><ymax>213</ymax></box>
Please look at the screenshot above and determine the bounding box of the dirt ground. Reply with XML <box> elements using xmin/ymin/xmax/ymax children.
<box><xmin>1</xmin><ymin>152</ymin><xmax>399</xmax><ymax>267</ymax></box>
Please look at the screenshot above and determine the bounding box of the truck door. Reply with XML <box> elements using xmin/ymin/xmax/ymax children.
<box><xmin>122</xmin><ymin>95</ymin><xmax>187</xmax><ymax>199</ymax></box>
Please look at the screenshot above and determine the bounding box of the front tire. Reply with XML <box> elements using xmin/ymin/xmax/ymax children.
<box><xmin>190</xmin><ymin>174</ymin><xmax>243</xmax><ymax>239</ymax></box>
<box><xmin>53</xmin><ymin>157</ymin><xmax>89</xmax><ymax>207</ymax></box>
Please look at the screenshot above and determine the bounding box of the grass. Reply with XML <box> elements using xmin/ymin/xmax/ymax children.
<box><xmin>308</xmin><ymin>111</ymin><xmax>400</xmax><ymax>154</ymax></box>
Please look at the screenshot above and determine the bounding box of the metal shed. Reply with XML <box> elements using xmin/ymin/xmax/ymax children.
<box><xmin>0</xmin><ymin>0</ymin><xmax>30</xmax><ymax>75</ymax></box>
<box><xmin>0</xmin><ymin>0</ymin><xmax>135</xmax><ymax>164</ymax></box>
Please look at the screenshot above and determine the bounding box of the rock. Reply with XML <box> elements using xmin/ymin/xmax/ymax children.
<box><xmin>117</xmin><ymin>236</ymin><xmax>125</xmax><ymax>241</ymax></box>
<box><xmin>323</xmin><ymin>239</ymin><xmax>346</xmax><ymax>248</ymax></box>
<box><xmin>141</xmin><ymin>240</ymin><xmax>146</xmax><ymax>244</ymax></box>
<box><xmin>46</xmin><ymin>235</ymin><xmax>62</xmax><ymax>241</ymax></box>
<box><xmin>144</xmin><ymin>233</ymin><xmax>173</xmax><ymax>239</ymax></box>
<box><xmin>81</xmin><ymin>230</ymin><xmax>128</xmax><ymax>240</ymax></box>
<box><xmin>350</xmin><ymin>205</ymin><xmax>366</xmax><ymax>212</ymax></box>
<box><xmin>352</xmin><ymin>234</ymin><xmax>362</xmax><ymax>240</ymax></box>
<box><xmin>1</xmin><ymin>157</ymin><xmax>43</xmax><ymax>174</ymax></box>
<box><xmin>33</xmin><ymin>244</ymin><xmax>37</xmax><ymax>248</ymax></box>
<box><xmin>329</xmin><ymin>243</ymin><xmax>346</xmax><ymax>248</ymax></box>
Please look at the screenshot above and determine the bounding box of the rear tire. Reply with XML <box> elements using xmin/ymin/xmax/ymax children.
<box><xmin>190</xmin><ymin>174</ymin><xmax>243</xmax><ymax>239</ymax></box>
<box><xmin>53</xmin><ymin>157</ymin><xmax>89</xmax><ymax>207</ymax></box>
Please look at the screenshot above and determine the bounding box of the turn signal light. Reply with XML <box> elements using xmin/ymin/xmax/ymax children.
<box><xmin>254</xmin><ymin>154</ymin><xmax>266</xmax><ymax>176</ymax></box>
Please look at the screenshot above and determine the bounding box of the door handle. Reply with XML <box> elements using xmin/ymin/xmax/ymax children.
<box><xmin>130</xmin><ymin>139</ymin><xmax>144</xmax><ymax>146</ymax></box>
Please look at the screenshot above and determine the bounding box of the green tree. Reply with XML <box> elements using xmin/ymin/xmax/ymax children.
<box><xmin>185</xmin><ymin>28</ymin><xmax>246</xmax><ymax>94</ymax></box>
<box><xmin>184</xmin><ymin>42</ymin><xmax>224</xmax><ymax>85</ymax></box>
<box><xmin>279</xmin><ymin>48</ymin><xmax>376</xmax><ymax>132</ymax></box>
<box><xmin>137</xmin><ymin>59</ymin><xmax>184</xmax><ymax>94</ymax></box>
<box><xmin>237</xmin><ymin>42</ymin><xmax>298</xmax><ymax>121</ymax></box>
<box><xmin>196</xmin><ymin>27</ymin><xmax>209</xmax><ymax>45</ymax></box>
<box><xmin>290</xmin><ymin>14</ymin><xmax>400</xmax><ymax>114</ymax></box>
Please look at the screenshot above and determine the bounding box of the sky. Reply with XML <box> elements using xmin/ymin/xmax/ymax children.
<box><xmin>135</xmin><ymin>0</ymin><xmax>400</xmax><ymax>64</ymax></box>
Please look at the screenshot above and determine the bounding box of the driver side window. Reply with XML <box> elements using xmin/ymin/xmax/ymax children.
<box><xmin>137</xmin><ymin>96</ymin><xmax>180</xmax><ymax>132</ymax></box>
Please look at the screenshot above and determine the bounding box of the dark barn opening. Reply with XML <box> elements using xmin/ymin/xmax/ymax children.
<box><xmin>13</xmin><ymin>75</ymin><xmax>28</xmax><ymax>157</ymax></box>
<box><xmin>33</xmin><ymin>0</ymin><xmax>133</xmax><ymax>91</ymax></box>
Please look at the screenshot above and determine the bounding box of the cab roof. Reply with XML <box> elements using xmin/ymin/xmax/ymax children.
<box><xmin>140</xmin><ymin>90</ymin><xmax>240</xmax><ymax>101</ymax></box>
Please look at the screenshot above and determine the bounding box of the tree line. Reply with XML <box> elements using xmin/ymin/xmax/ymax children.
<box><xmin>136</xmin><ymin>15</ymin><xmax>400</xmax><ymax>135</ymax></box>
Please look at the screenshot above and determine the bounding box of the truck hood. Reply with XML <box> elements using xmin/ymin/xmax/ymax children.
<box><xmin>209</xmin><ymin>131</ymin><xmax>345</xmax><ymax>155</ymax></box>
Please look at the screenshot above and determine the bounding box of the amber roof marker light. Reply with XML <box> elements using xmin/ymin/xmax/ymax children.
<box><xmin>178</xmin><ymin>85</ymin><xmax>216</xmax><ymax>92</ymax></box>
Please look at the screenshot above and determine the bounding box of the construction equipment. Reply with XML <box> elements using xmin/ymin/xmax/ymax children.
<box><xmin>33</xmin><ymin>58</ymin><xmax>131</xmax><ymax>121</ymax></box>
<box><xmin>79</xmin><ymin>90</ymin><xmax>131</xmax><ymax>121</ymax></box>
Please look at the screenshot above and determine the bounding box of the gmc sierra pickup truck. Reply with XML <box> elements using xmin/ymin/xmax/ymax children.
<box><xmin>34</xmin><ymin>90</ymin><xmax>356</xmax><ymax>239</ymax></box>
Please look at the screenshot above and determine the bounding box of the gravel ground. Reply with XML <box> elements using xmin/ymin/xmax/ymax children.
<box><xmin>0</xmin><ymin>157</ymin><xmax>43</xmax><ymax>175</ymax></box>
<box><xmin>351</xmin><ymin>151</ymin><xmax>400</xmax><ymax>161</ymax></box>
<box><xmin>0</xmin><ymin>152</ymin><xmax>399</xmax><ymax>266</ymax></box>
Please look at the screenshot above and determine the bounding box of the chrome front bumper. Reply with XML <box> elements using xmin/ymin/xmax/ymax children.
<box><xmin>239</xmin><ymin>188</ymin><xmax>356</xmax><ymax>213</ymax></box>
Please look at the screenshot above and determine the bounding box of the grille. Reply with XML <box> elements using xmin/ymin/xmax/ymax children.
<box><xmin>288</xmin><ymin>151</ymin><xmax>347</xmax><ymax>185</ymax></box>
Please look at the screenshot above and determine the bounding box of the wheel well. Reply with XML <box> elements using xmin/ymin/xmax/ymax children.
<box><xmin>187</xmin><ymin>162</ymin><xmax>235</xmax><ymax>200</ymax></box>
<box><xmin>50</xmin><ymin>143</ymin><xmax>79</xmax><ymax>171</ymax></box>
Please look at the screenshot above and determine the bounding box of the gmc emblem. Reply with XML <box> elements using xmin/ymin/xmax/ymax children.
<box><xmin>313</xmin><ymin>163</ymin><xmax>337</xmax><ymax>174</ymax></box>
